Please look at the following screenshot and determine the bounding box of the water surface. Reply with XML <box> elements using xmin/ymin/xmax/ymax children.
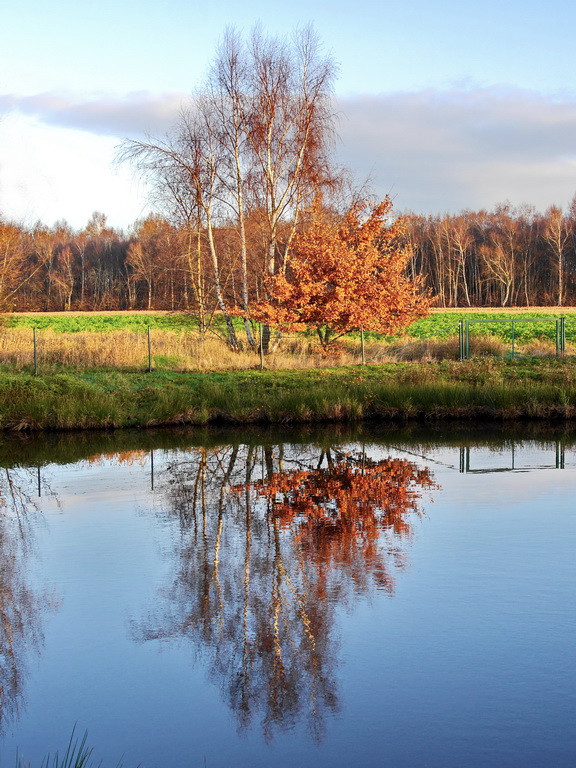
<box><xmin>0</xmin><ymin>424</ymin><xmax>574</xmax><ymax>767</ymax></box>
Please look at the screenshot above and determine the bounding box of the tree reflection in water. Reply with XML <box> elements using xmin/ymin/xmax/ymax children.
<box><xmin>139</xmin><ymin>444</ymin><xmax>436</xmax><ymax>740</ymax></box>
<box><xmin>0</xmin><ymin>468</ymin><xmax>51</xmax><ymax>733</ymax></box>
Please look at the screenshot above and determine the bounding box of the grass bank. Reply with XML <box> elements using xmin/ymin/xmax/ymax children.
<box><xmin>2</xmin><ymin>358</ymin><xmax>576</xmax><ymax>431</ymax></box>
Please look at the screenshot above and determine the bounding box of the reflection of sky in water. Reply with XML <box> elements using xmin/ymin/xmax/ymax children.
<box><xmin>0</xmin><ymin>435</ymin><xmax>574</xmax><ymax>768</ymax></box>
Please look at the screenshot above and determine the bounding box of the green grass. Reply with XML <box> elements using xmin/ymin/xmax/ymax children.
<box><xmin>404</xmin><ymin>312</ymin><xmax>571</xmax><ymax>344</ymax></box>
<box><xmin>3</xmin><ymin>313</ymin><xmax>202</xmax><ymax>334</ymax></box>
<box><xmin>2</xmin><ymin>358</ymin><xmax>576</xmax><ymax>431</ymax></box>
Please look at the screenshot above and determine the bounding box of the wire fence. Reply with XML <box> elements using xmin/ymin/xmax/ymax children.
<box><xmin>0</xmin><ymin>324</ymin><xmax>383</xmax><ymax>375</ymax></box>
<box><xmin>0</xmin><ymin>317</ymin><xmax>573</xmax><ymax>375</ymax></box>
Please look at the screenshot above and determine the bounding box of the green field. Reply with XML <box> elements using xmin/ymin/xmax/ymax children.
<box><xmin>403</xmin><ymin>311</ymin><xmax>574</xmax><ymax>345</ymax></box>
<box><xmin>5</xmin><ymin>310</ymin><xmax>576</xmax><ymax>345</ymax></box>
<box><xmin>3</xmin><ymin>309</ymin><xmax>576</xmax><ymax>430</ymax></box>
<box><xmin>3</xmin><ymin>312</ymin><xmax>201</xmax><ymax>333</ymax></box>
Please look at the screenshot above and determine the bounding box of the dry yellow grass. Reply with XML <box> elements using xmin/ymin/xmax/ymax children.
<box><xmin>0</xmin><ymin>325</ymin><xmax>568</xmax><ymax>372</ymax></box>
<box><xmin>391</xmin><ymin>335</ymin><xmax>500</xmax><ymax>362</ymax></box>
<box><xmin>0</xmin><ymin>328</ymin><xmax>375</xmax><ymax>371</ymax></box>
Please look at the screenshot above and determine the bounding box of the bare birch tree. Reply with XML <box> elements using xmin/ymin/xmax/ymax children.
<box><xmin>119</xmin><ymin>24</ymin><xmax>337</xmax><ymax>349</ymax></box>
<box><xmin>543</xmin><ymin>205</ymin><xmax>572</xmax><ymax>306</ymax></box>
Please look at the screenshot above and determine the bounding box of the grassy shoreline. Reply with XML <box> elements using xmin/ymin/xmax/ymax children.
<box><xmin>2</xmin><ymin>359</ymin><xmax>576</xmax><ymax>432</ymax></box>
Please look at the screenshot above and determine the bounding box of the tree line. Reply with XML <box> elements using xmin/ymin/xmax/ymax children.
<box><xmin>2</xmin><ymin>200</ymin><xmax>575</xmax><ymax>313</ymax></box>
<box><xmin>406</xmin><ymin>200</ymin><xmax>576</xmax><ymax>308</ymax></box>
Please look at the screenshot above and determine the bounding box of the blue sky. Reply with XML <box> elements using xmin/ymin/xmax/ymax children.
<box><xmin>2</xmin><ymin>0</ymin><xmax>576</xmax><ymax>229</ymax></box>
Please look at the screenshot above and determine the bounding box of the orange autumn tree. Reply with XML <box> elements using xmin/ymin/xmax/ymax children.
<box><xmin>251</xmin><ymin>197</ymin><xmax>432</xmax><ymax>347</ymax></box>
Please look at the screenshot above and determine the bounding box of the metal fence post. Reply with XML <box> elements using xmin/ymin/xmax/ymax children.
<box><xmin>458</xmin><ymin>320</ymin><xmax>463</xmax><ymax>360</ymax></box>
<box><xmin>147</xmin><ymin>326</ymin><xmax>152</xmax><ymax>372</ymax></box>
<box><xmin>361</xmin><ymin>328</ymin><xmax>366</xmax><ymax>365</ymax></box>
<box><xmin>33</xmin><ymin>327</ymin><xmax>38</xmax><ymax>376</ymax></box>
<box><xmin>259</xmin><ymin>323</ymin><xmax>264</xmax><ymax>370</ymax></box>
<box><xmin>555</xmin><ymin>318</ymin><xmax>566</xmax><ymax>357</ymax></box>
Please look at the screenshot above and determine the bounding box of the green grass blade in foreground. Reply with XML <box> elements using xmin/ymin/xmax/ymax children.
<box><xmin>17</xmin><ymin>728</ymin><xmax>94</xmax><ymax>768</ymax></box>
<box><xmin>14</xmin><ymin>727</ymin><xmax>143</xmax><ymax>768</ymax></box>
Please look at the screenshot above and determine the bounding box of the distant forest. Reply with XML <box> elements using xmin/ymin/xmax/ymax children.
<box><xmin>0</xmin><ymin>200</ymin><xmax>575</xmax><ymax>315</ymax></box>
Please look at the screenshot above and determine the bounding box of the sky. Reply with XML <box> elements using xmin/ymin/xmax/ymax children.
<box><xmin>2</xmin><ymin>0</ymin><xmax>576</xmax><ymax>231</ymax></box>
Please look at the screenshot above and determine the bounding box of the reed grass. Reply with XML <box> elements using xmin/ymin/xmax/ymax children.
<box><xmin>0</xmin><ymin>326</ymin><xmax>569</xmax><ymax>374</ymax></box>
<box><xmin>16</xmin><ymin>728</ymin><xmax>104</xmax><ymax>768</ymax></box>
<box><xmin>0</xmin><ymin>327</ymin><xmax>371</xmax><ymax>371</ymax></box>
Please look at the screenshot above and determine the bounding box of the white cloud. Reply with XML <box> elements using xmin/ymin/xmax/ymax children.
<box><xmin>0</xmin><ymin>112</ymin><xmax>149</xmax><ymax>230</ymax></box>
<box><xmin>0</xmin><ymin>92</ymin><xmax>185</xmax><ymax>138</ymax></box>
<box><xmin>336</xmin><ymin>87</ymin><xmax>576</xmax><ymax>212</ymax></box>
<box><xmin>2</xmin><ymin>86</ymin><xmax>576</xmax><ymax>227</ymax></box>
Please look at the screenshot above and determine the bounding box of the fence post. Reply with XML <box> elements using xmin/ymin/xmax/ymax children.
<box><xmin>458</xmin><ymin>320</ymin><xmax>463</xmax><ymax>360</ymax></box>
<box><xmin>555</xmin><ymin>318</ymin><xmax>566</xmax><ymax>357</ymax></box>
<box><xmin>33</xmin><ymin>327</ymin><xmax>38</xmax><ymax>376</ymax></box>
<box><xmin>259</xmin><ymin>323</ymin><xmax>264</xmax><ymax>370</ymax></box>
<box><xmin>361</xmin><ymin>328</ymin><xmax>366</xmax><ymax>365</ymax></box>
<box><xmin>147</xmin><ymin>326</ymin><xmax>152</xmax><ymax>372</ymax></box>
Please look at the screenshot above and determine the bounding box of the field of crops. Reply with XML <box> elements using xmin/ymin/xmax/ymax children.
<box><xmin>3</xmin><ymin>312</ymin><xmax>200</xmax><ymax>333</ymax></box>
<box><xmin>404</xmin><ymin>311</ymin><xmax>575</xmax><ymax>345</ymax></box>
<box><xmin>5</xmin><ymin>308</ymin><xmax>576</xmax><ymax>343</ymax></box>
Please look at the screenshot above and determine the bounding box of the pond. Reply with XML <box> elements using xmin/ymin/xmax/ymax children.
<box><xmin>0</xmin><ymin>423</ymin><xmax>574</xmax><ymax>767</ymax></box>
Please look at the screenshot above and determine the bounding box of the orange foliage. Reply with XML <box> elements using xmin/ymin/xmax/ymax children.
<box><xmin>253</xmin><ymin>455</ymin><xmax>436</xmax><ymax>590</ymax></box>
<box><xmin>0</xmin><ymin>222</ymin><xmax>28</xmax><ymax>310</ymax></box>
<box><xmin>251</xmin><ymin>198</ymin><xmax>432</xmax><ymax>345</ymax></box>
<box><xmin>86</xmin><ymin>450</ymin><xmax>148</xmax><ymax>466</ymax></box>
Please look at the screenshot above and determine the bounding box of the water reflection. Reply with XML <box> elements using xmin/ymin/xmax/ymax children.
<box><xmin>459</xmin><ymin>443</ymin><xmax>567</xmax><ymax>472</ymax></box>
<box><xmin>138</xmin><ymin>443</ymin><xmax>435</xmax><ymax>739</ymax></box>
<box><xmin>1</xmin><ymin>424</ymin><xmax>575</xmax><ymax>767</ymax></box>
<box><xmin>0</xmin><ymin>468</ymin><xmax>52</xmax><ymax>733</ymax></box>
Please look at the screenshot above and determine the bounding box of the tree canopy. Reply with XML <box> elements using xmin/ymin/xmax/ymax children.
<box><xmin>251</xmin><ymin>197</ymin><xmax>432</xmax><ymax>346</ymax></box>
